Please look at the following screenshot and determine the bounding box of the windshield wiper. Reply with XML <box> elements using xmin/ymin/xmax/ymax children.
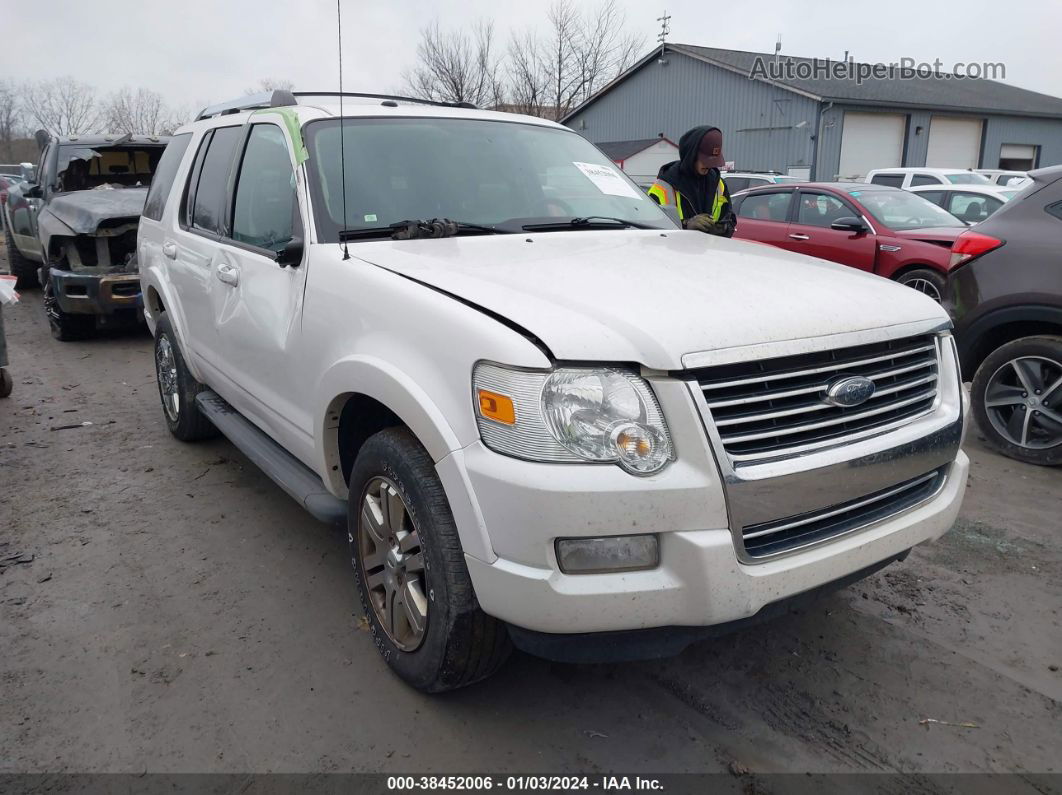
<box><xmin>338</xmin><ymin>219</ymin><xmax>505</xmax><ymax>242</ymax></box>
<box><xmin>521</xmin><ymin>215</ymin><xmax>655</xmax><ymax>231</ymax></box>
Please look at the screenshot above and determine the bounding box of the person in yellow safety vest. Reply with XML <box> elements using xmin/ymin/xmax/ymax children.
<box><xmin>648</xmin><ymin>126</ymin><xmax>737</xmax><ymax>237</ymax></box>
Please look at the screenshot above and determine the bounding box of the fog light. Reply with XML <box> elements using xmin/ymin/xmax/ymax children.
<box><xmin>555</xmin><ymin>534</ymin><xmax>659</xmax><ymax>574</ymax></box>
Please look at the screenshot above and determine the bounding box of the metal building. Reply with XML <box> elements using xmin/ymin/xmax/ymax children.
<box><xmin>562</xmin><ymin>44</ymin><xmax>1062</xmax><ymax>181</ymax></box>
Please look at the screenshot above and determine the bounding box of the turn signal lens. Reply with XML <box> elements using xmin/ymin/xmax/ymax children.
<box><xmin>949</xmin><ymin>230</ymin><xmax>1003</xmax><ymax>269</ymax></box>
<box><xmin>477</xmin><ymin>389</ymin><xmax>516</xmax><ymax>425</ymax></box>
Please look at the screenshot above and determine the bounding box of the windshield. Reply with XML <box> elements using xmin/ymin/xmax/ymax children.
<box><xmin>56</xmin><ymin>145</ymin><xmax>165</xmax><ymax>192</ymax></box>
<box><xmin>998</xmin><ymin>190</ymin><xmax>1018</xmax><ymax>201</ymax></box>
<box><xmin>303</xmin><ymin>118</ymin><xmax>673</xmax><ymax>241</ymax></box>
<box><xmin>773</xmin><ymin>176</ymin><xmax>802</xmax><ymax>183</ymax></box>
<box><xmin>853</xmin><ymin>189</ymin><xmax>965</xmax><ymax>230</ymax></box>
<box><xmin>946</xmin><ymin>172</ymin><xmax>992</xmax><ymax>185</ymax></box>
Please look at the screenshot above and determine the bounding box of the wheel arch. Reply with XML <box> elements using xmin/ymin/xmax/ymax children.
<box><xmin>959</xmin><ymin>306</ymin><xmax>1062</xmax><ymax>380</ymax></box>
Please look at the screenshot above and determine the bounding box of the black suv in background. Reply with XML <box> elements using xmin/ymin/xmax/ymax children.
<box><xmin>944</xmin><ymin>164</ymin><xmax>1062</xmax><ymax>466</ymax></box>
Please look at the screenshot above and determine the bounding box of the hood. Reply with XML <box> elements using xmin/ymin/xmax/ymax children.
<box><xmin>352</xmin><ymin>231</ymin><xmax>948</xmax><ymax>370</ymax></box>
<box><xmin>892</xmin><ymin>226</ymin><xmax>964</xmax><ymax>244</ymax></box>
<box><xmin>46</xmin><ymin>187</ymin><xmax>148</xmax><ymax>234</ymax></box>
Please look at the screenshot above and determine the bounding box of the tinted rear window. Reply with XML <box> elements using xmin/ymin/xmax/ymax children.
<box><xmin>142</xmin><ymin>134</ymin><xmax>192</xmax><ymax>222</ymax></box>
<box><xmin>870</xmin><ymin>174</ymin><xmax>904</xmax><ymax>188</ymax></box>
<box><xmin>191</xmin><ymin>126</ymin><xmax>243</xmax><ymax>235</ymax></box>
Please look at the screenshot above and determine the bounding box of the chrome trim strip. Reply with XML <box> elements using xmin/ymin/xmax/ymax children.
<box><xmin>713</xmin><ymin>373</ymin><xmax>938</xmax><ymax>427</ymax></box>
<box><xmin>720</xmin><ymin>390</ymin><xmax>937</xmax><ymax>444</ymax></box>
<box><xmin>699</xmin><ymin>343</ymin><xmax>935</xmax><ymax>391</ymax></box>
<box><xmin>741</xmin><ymin>471</ymin><xmax>939</xmax><ymax>540</ymax></box>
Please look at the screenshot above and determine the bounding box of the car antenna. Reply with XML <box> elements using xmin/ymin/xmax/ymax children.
<box><xmin>337</xmin><ymin>0</ymin><xmax>350</xmax><ymax>260</ymax></box>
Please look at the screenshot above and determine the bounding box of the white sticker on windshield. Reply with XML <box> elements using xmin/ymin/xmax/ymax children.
<box><xmin>572</xmin><ymin>161</ymin><xmax>642</xmax><ymax>199</ymax></box>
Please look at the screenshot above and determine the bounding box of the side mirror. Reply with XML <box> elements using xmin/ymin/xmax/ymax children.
<box><xmin>23</xmin><ymin>183</ymin><xmax>42</xmax><ymax>199</ymax></box>
<box><xmin>830</xmin><ymin>216</ymin><xmax>867</xmax><ymax>233</ymax></box>
<box><xmin>276</xmin><ymin>236</ymin><xmax>304</xmax><ymax>267</ymax></box>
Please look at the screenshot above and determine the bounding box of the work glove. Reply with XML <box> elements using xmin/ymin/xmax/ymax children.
<box><xmin>685</xmin><ymin>213</ymin><xmax>722</xmax><ymax>234</ymax></box>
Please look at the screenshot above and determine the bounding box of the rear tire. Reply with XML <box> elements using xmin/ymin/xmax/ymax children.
<box><xmin>0</xmin><ymin>368</ymin><xmax>12</xmax><ymax>398</ymax></box>
<box><xmin>4</xmin><ymin>228</ymin><xmax>40</xmax><ymax>289</ymax></box>
<box><xmin>153</xmin><ymin>312</ymin><xmax>218</xmax><ymax>441</ymax></box>
<box><xmin>348</xmin><ymin>428</ymin><xmax>511</xmax><ymax>692</ymax></box>
<box><xmin>971</xmin><ymin>335</ymin><xmax>1062</xmax><ymax>466</ymax></box>
<box><xmin>895</xmin><ymin>267</ymin><xmax>945</xmax><ymax>303</ymax></box>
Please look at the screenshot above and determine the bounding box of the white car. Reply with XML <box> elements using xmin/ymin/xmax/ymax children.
<box><xmin>139</xmin><ymin>90</ymin><xmax>969</xmax><ymax>691</ymax></box>
<box><xmin>974</xmin><ymin>169</ymin><xmax>1029</xmax><ymax>187</ymax></box>
<box><xmin>722</xmin><ymin>172</ymin><xmax>804</xmax><ymax>192</ymax></box>
<box><xmin>865</xmin><ymin>167</ymin><xmax>993</xmax><ymax>189</ymax></box>
<box><xmin>907</xmin><ymin>183</ymin><xmax>1021</xmax><ymax>224</ymax></box>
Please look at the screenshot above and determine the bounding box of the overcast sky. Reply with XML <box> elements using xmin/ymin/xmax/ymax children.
<box><xmin>2</xmin><ymin>0</ymin><xmax>1061</xmax><ymax>112</ymax></box>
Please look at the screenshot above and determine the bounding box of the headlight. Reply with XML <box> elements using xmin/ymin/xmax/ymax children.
<box><xmin>472</xmin><ymin>363</ymin><xmax>674</xmax><ymax>475</ymax></box>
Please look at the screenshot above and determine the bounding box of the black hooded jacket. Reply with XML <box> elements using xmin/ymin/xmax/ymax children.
<box><xmin>656</xmin><ymin>126</ymin><xmax>736</xmax><ymax>236</ymax></box>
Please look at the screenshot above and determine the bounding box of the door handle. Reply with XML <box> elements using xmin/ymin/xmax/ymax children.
<box><xmin>216</xmin><ymin>262</ymin><xmax>240</xmax><ymax>286</ymax></box>
<box><xmin>162</xmin><ymin>241</ymin><xmax>177</xmax><ymax>259</ymax></box>
<box><xmin>788</xmin><ymin>233</ymin><xmax>810</xmax><ymax>240</ymax></box>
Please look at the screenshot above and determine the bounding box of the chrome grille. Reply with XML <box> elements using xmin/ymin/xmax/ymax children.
<box><xmin>741</xmin><ymin>468</ymin><xmax>946</xmax><ymax>558</ymax></box>
<box><xmin>695</xmin><ymin>334</ymin><xmax>940</xmax><ymax>463</ymax></box>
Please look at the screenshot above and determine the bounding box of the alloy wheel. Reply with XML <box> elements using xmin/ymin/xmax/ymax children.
<box><xmin>983</xmin><ymin>355</ymin><xmax>1062</xmax><ymax>449</ymax></box>
<box><xmin>901</xmin><ymin>277</ymin><xmax>941</xmax><ymax>302</ymax></box>
<box><xmin>355</xmin><ymin>476</ymin><xmax>428</xmax><ymax>651</ymax></box>
<box><xmin>155</xmin><ymin>335</ymin><xmax>181</xmax><ymax>422</ymax></box>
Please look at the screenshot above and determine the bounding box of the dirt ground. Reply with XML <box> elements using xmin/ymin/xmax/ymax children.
<box><xmin>1</xmin><ymin>238</ymin><xmax>1060</xmax><ymax>784</ymax></box>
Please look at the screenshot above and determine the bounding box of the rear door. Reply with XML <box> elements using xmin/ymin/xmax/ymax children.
<box><xmin>167</xmin><ymin>124</ymin><xmax>244</xmax><ymax>380</ymax></box>
<box><xmin>732</xmin><ymin>189</ymin><xmax>794</xmax><ymax>249</ymax></box>
<box><xmin>784</xmin><ymin>189</ymin><xmax>877</xmax><ymax>270</ymax></box>
<box><xmin>213</xmin><ymin>121</ymin><xmax>312</xmax><ymax>454</ymax></box>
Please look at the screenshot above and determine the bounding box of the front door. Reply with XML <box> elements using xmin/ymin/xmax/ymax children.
<box><xmin>784</xmin><ymin>190</ymin><xmax>877</xmax><ymax>271</ymax></box>
<box><xmin>212</xmin><ymin>122</ymin><xmax>312</xmax><ymax>458</ymax></box>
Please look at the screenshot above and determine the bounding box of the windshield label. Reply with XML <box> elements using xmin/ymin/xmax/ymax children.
<box><xmin>572</xmin><ymin>162</ymin><xmax>642</xmax><ymax>199</ymax></box>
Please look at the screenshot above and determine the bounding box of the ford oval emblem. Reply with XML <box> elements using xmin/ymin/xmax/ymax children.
<box><xmin>824</xmin><ymin>376</ymin><xmax>876</xmax><ymax>408</ymax></box>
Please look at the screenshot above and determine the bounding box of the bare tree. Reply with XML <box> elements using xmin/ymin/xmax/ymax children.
<box><xmin>21</xmin><ymin>77</ymin><xmax>101</xmax><ymax>135</ymax></box>
<box><xmin>0</xmin><ymin>80</ymin><xmax>23</xmax><ymax>161</ymax></box>
<box><xmin>102</xmin><ymin>87</ymin><xmax>171</xmax><ymax>135</ymax></box>
<box><xmin>507</xmin><ymin>0</ymin><xmax>644</xmax><ymax>119</ymax></box>
<box><xmin>403</xmin><ymin>21</ymin><xmax>504</xmax><ymax>107</ymax></box>
<box><xmin>245</xmin><ymin>78</ymin><xmax>296</xmax><ymax>94</ymax></box>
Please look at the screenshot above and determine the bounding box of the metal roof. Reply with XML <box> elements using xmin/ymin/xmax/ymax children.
<box><xmin>562</xmin><ymin>44</ymin><xmax>1062</xmax><ymax>122</ymax></box>
<box><xmin>595</xmin><ymin>138</ymin><xmax>676</xmax><ymax>161</ymax></box>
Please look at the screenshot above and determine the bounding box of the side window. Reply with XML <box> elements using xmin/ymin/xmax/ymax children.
<box><xmin>1045</xmin><ymin>201</ymin><xmax>1062</xmax><ymax>222</ymax></box>
<box><xmin>725</xmin><ymin>177</ymin><xmax>748</xmax><ymax>192</ymax></box>
<box><xmin>191</xmin><ymin>126</ymin><xmax>243</xmax><ymax>235</ymax></box>
<box><xmin>917</xmin><ymin>190</ymin><xmax>944</xmax><ymax>206</ymax></box>
<box><xmin>910</xmin><ymin>173</ymin><xmax>938</xmax><ymax>187</ymax></box>
<box><xmin>231</xmin><ymin>125</ymin><xmax>299</xmax><ymax>252</ymax></box>
<box><xmin>950</xmin><ymin>192</ymin><xmax>989</xmax><ymax>223</ymax></box>
<box><xmin>870</xmin><ymin>173</ymin><xmax>904</xmax><ymax>188</ymax></box>
<box><xmin>735</xmin><ymin>191</ymin><xmax>791</xmax><ymax>222</ymax></box>
<box><xmin>796</xmin><ymin>192</ymin><xmax>851</xmax><ymax>228</ymax></box>
<box><xmin>143</xmin><ymin>134</ymin><xmax>192</xmax><ymax>222</ymax></box>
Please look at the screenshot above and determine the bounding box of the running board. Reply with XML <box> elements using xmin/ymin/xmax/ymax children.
<box><xmin>195</xmin><ymin>391</ymin><xmax>347</xmax><ymax>525</ymax></box>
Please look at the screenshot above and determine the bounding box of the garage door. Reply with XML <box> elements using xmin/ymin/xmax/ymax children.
<box><xmin>926</xmin><ymin>116</ymin><xmax>983</xmax><ymax>169</ymax></box>
<box><xmin>837</xmin><ymin>112</ymin><xmax>906</xmax><ymax>181</ymax></box>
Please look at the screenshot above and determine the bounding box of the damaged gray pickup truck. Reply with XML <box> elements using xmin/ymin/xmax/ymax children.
<box><xmin>3</xmin><ymin>133</ymin><xmax>169</xmax><ymax>339</ymax></box>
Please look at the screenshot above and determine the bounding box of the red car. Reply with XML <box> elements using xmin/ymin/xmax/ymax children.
<box><xmin>731</xmin><ymin>182</ymin><xmax>966</xmax><ymax>302</ymax></box>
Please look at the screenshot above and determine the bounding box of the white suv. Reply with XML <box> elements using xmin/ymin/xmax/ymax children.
<box><xmin>139</xmin><ymin>91</ymin><xmax>969</xmax><ymax>691</ymax></box>
<box><xmin>865</xmin><ymin>167</ymin><xmax>993</xmax><ymax>188</ymax></box>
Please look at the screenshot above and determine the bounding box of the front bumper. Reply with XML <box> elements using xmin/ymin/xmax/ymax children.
<box><xmin>455</xmin><ymin>334</ymin><xmax>968</xmax><ymax>638</ymax></box>
<box><xmin>50</xmin><ymin>268</ymin><xmax>142</xmax><ymax>316</ymax></box>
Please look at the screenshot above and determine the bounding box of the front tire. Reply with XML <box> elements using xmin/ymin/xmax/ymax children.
<box><xmin>153</xmin><ymin>312</ymin><xmax>218</xmax><ymax>441</ymax></box>
<box><xmin>971</xmin><ymin>335</ymin><xmax>1062</xmax><ymax>466</ymax></box>
<box><xmin>4</xmin><ymin>228</ymin><xmax>40</xmax><ymax>289</ymax></box>
<box><xmin>348</xmin><ymin>428</ymin><xmax>511</xmax><ymax>692</ymax></box>
<box><xmin>43</xmin><ymin>272</ymin><xmax>93</xmax><ymax>341</ymax></box>
<box><xmin>895</xmin><ymin>267</ymin><xmax>945</xmax><ymax>303</ymax></box>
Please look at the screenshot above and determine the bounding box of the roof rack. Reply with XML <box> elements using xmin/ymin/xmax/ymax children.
<box><xmin>194</xmin><ymin>90</ymin><xmax>476</xmax><ymax>121</ymax></box>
